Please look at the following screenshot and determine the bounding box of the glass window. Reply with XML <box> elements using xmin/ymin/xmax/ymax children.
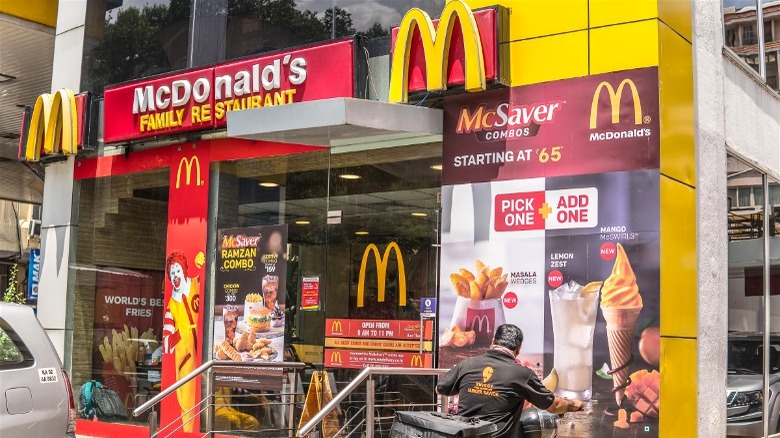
<box><xmin>740</xmin><ymin>187</ymin><xmax>753</xmax><ymax>207</ymax></box>
<box><xmin>82</xmin><ymin>0</ymin><xmax>192</xmax><ymax>93</ymax></box>
<box><xmin>744</xmin><ymin>24</ymin><xmax>757</xmax><ymax>45</ymax></box>
<box><xmin>764</xmin><ymin>21</ymin><xmax>772</xmax><ymax>43</ymax></box>
<box><xmin>71</xmin><ymin>169</ymin><xmax>169</xmax><ymax>425</ymax></box>
<box><xmin>0</xmin><ymin>325</ymin><xmax>24</xmax><ymax>367</ymax></box>
<box><xmin>726</xmin><ymin>155</ymin><xmax>769</xmax><ymax>435</ymax></box>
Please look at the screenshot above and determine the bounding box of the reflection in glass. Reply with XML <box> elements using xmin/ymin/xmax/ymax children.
<box><xmin>82</xmin><ymin>0</ymin><xmax>191</xmax><ymax>93</ymax></box>
<box><xmin>726</xmin><ymin>155</ymin><xmax>767</xmax><ymax>435</ymax></box>
<box><xmin>770</xmin><ymin>175</ymin><xmax>780</xmax><ymax>438</ymax></box>
<box><xmin>71</xmin><ymin>169</ymin><xmax>169</xmax><ymax>426</ymax></box>
<box><xmin>722</xmin><ymin>0</ymin><xmax>780</xmax><ymax>92</ymax></box>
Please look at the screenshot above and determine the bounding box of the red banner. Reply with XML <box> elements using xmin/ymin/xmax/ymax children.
<box><xmin>325</xmin><ymin>319</ymin><xmax>433</xmax><ymax>340</ymax></box>
<box><xmin>325</xmin><ymin>349</ymin><xmax>433</xmax><ymax>369</ymax></box>
<box><xmin>301</xmin><ymin>276</ymin><xmax>320</xmax><ymax>310</ymax></box>
<box><xmin>443</xmin><ymin>67</ymin><xmax>660</xmax><ymax>185</ymax></box>
<box><xmin>160</xmin><ymin>143</ymin><xmax>211</xmax><ymax>436</ymax></box>
<box><xmin>103</xmin><ymin>40</ymin><xmax>355</xmax><ymax>143</ymax></box>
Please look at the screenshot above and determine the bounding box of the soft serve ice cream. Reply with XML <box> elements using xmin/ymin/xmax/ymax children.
<box><xmin>600</xmin><ymin>243</ymin><xmax>643</xmax><ymax>405</ymax></box>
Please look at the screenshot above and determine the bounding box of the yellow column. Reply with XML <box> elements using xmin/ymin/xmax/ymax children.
<box><xmin>459</xmin><ymin>0</ymin><xmax>696</xmax><ymax>435</ymax></box>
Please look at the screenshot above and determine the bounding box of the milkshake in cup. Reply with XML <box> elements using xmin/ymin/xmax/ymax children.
<box><xmin>549</xmin><ymin>281</ymin><xmax>601</xmax><ymax>400</ymax></box>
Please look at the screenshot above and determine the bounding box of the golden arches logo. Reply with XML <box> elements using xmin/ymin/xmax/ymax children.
<box><xmin>589</xmin><ymin>79</ymin><xmax>642</xmax><ymax>129</ymax></box>
<box><xmin>176</xmin><ymin>156</ymin><xmax>203</xmax><ymax>189</ymax></box>
<box><xmin>25</xmin><ymin>89</ymin><xmax>79</xmax><ymax>162</ymax></box>
<box><xmin>331</xmin><ymin>351</ymin><xmax>342</xmax><ymax>364</ymax></box>
<box><xmin>357</xmin><ymin>242</ymin><xmax>406</xmax><ymax>308</ymax></box>
<box><xmin>389</xmin><ymin>0</ymin><xmax>485</xmax><ymax>103</ymax></box>
<box><xmin>410</xmin><ymin>354</ymin><xmax>424</xmax><ymax>368</ymax></box>
<box><xmin>331</xmin><ymin>320</ymin><xmax>343</xmax><ymax>332</ymax></box>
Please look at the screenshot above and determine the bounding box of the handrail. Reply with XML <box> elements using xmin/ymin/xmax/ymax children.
<box><xmin>132</xmin><ymin>359</ymin><xmax>306</xmax><ymax>418</ymax></box>
<box><xmin>296</xmin><ymin>367</ymin><xmax>449</xmax><ymax>438</ymax></box>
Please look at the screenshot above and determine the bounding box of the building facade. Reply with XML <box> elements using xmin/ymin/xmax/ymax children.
<box><xmin>18</xmin><ymin>0</ymin><xmax>780</xmax><ymax>437</ymax></box>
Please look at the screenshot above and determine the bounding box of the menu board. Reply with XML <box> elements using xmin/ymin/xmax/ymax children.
<box><xmin>440</xmin><ymin>67</ymin><xmax>661</xmax><ymax>435</ymax></box>
<box><xmin>212</xmin><ymin>225</ymin><xmax>288</xmax><ymax>364</ymax></box>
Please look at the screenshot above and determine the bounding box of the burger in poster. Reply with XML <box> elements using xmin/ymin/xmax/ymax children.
<box><xmin>246</xmin><ymin>306</ymin><xmax>273</xmax><ymax>332</ymax></box>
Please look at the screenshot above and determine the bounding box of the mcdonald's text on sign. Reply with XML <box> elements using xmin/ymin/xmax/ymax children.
<box><xmin>326</xmin><ymin>319</ymin><xmax>433</xmax><ymax>340</ymax></box>
<box><xmin>103</xmin><ymin>40</ymin><xmax>355</xmax><ymax>143</ymax></box>
<box><xmin>389</xmin><ymin>1</ymin><xmax>498</xmax><ymax>103</ymax></box>
<box><xmin>589</xmin><ymin>78</ymin><xmax>651</xmax><ymax>142</ymax></box>
<box><xmin>325</xmin><ymin>349</ymin><xmax>433</xmax><ymax>369</ymax></box>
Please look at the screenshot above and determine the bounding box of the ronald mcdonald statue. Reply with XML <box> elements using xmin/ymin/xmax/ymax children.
<box><xmin>163</xmin><ymin>249</ymin><xmax>204</xmax><ymax>433</ymax></box>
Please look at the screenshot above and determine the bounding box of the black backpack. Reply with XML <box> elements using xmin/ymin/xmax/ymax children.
<box><xmin>78</xmin><ymin>381</ymin><xmax>128</xmax><ymax>421</ymax></box>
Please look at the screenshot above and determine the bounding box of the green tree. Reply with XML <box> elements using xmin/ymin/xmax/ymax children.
<box><xmin>321</xmin><ymin>7</ymin><xmax>356</xmax><ymax>38</ymax></box>
<box><xmin>357</xmin><ymin>22</ymin><xmax>389</xmax><ymax>39</ymax></box>
<box><xmin>3</xmin><ymin>264</ymin><xmax>24</xmax><ymax>304</ymax></box>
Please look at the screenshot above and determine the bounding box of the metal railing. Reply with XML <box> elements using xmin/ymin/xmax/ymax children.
<box><xmin>133</xmin><ymin>360</ymin><xmax>306</xmax><ymax>438</ymax></box>
<box><xmin>296</xmin><ymin>367</ymin><xmax>450</xmax><ymax>438</ymax></box>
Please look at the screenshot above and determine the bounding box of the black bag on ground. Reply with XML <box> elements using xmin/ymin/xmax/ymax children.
<box><xmin>91</xmin><ymin>382</ymin><xmax>128</xmax><ymax>421</ymax></box>
<box><xmin>390</xmin><ymin>411</ymin><xmax>497</xmax><ymax>438</ymax></box>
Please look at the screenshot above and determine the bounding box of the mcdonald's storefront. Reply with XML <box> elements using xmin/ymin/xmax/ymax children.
<box><xmin>26</xmin><ymin>0</ymin><xmax>765</xmax><ymax>437</ymax></box>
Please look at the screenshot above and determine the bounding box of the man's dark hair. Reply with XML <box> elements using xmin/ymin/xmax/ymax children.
<box><xmin>493</xmin><ymin>324</ymin><xmax>524</xmax><ymax>351</ymax></box>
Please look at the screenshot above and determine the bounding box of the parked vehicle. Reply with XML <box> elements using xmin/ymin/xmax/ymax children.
<box><xmin>0</xmin><ymin>302</ymin><xmax>76</xmax><ymax>437</ymax></box>
<box><xmin>727</xmin><ymin>332</ymin><xmax>780</xmax><ymax>437</ymax></box>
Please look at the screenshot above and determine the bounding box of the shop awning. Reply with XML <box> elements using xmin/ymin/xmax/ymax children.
<box><xmin>0</xmin><ymin>160</ymin><xmax>43</xmax><ymax>204</ymax></box>
<box><xmin>226</xmin><ymin>98</ymin><xmax>443</xmax><ymax>147</ymax></box>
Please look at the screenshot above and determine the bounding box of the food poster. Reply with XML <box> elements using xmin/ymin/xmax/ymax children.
<box><xmin>213</xmin><ymin>225</ymin><xmax>288</xmax><ymax>364</ymax></box>
<box><xmin>92</xmin><ymin>269</ymin><xmax>165</xmax><ymax>410</ymax></box>
<box><xmin>439</xmin><ymin>67</ymin><xmax>661</xmax><ymax>435</ymax></box>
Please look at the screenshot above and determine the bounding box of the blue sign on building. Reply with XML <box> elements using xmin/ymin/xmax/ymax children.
<box><xmin>27</xmin><ymin>249</ymin><xmax>40</xmax><ymax>300</ymax></box>
<box><xmin>421</xmin><ymin>297</ymin><xmax>436</xmax><ymax>316</ymax></box>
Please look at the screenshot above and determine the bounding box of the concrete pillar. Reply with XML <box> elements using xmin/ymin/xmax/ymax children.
<box><xmin>37</xmin><ymin>0</ymin><xmax>87</xmax><ymax>364</ymax></box>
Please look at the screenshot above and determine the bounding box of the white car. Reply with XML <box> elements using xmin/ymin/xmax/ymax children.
<box><xmin>0</xmin><ymin>303</ymin><xmax>76</xmax><ymax>437</ymax></box>
<box><xmin>727</xmin><ymin>333</ymin><xmax>780</xmax><ymax>437</ymax></box>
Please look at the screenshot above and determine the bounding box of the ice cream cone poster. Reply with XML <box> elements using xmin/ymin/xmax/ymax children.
<box><xmin>442</xmin><ymin>67</ymin><xmax>661</xmax><ymax>435</ymax></box>
<box><xmin>213</xmin><ymin>226</ymin><xmax>288</xmax><ymax>364</ymax></box>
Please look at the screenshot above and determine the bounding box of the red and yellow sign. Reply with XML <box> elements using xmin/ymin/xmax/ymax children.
<box><xmin>103</xmin><ymin>40</ymin><xmax>355</xmax><ymax>143</ymax></box>
<box><xmin>389</xmin><ymin>0</ymin><xmax>499</xmax><ymax>103</ymax></box>
<box><xmin>22</xmin><ymin>89</ymin><xmax>88</xmax><ymax>162</ymax></box>
<box><xmin>325</xmin><ymin>349</ymin><xmax>433</xmax><ymax>369</ymax></box>
<box><xmin>325</xmin><ymin>338</ymin><xmax>433</xmax><ymax>352</ymax></box>
<box><xmin>326</xmin><ymin>319</ymin><xmax>433</xmax><ymax>340</ymax></box>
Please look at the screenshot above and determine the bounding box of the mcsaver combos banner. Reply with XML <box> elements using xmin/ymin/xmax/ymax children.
<box><xmin>440</xmin><ymin>67</ymin><xmax>661</xmax><ymax>436</ymax></box>
<box><xmin>213</xmin><ymin>225</ymin><xmax>288</xmax><ymax>364</ymax></box>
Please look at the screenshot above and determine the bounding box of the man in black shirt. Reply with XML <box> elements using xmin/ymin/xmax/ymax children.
<box><xmin>437</xmin><ymin>324</ymin><xmax>583</xmax><ymax>438</ymax></box>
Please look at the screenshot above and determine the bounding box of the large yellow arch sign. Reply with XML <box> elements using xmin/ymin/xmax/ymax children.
<box><xmin>24</xmin><ymin>89</ymin><xmax>79</xmax><ymax>162</ymax></box>
<box><xmin>389</xmin><ymin>0</ymin><xmax>486</xmax><ymax>103</ymax></box>
<box><xmin>357</xmin><ymin>242</ymin><xmax>407</xmax><ymax>307</ymax></box>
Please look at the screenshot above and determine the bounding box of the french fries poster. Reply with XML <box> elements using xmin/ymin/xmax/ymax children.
<box><xmin>441</xmin><ymin>69</ymin><xmax>661</xmax><ymax>435</ymax></box>
<box><xmin>92</xmin><ymin>270</ymin><xmax>165</xmax><ymax>405</ymax></box>
<box><xmin>213</xmin><ymin>225</ymin><xmax>288</xmax><ymax>363</ymax></box>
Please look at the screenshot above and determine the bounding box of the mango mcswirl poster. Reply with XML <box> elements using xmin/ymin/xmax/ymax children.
<box><xmin>439</xmin><ymin>67</ymin><xmax>661</xmax><ymax>435</ymax></box>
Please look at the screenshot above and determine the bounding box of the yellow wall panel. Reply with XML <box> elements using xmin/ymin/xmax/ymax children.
<box><xmin>506</xmin><ymin>0</ymin><xmax>588</xmax><ymax>41</ymax></box>
<box><xmin>660</xmin><ymin>176</ymin><xmax>697</xmax><ymax>338</ymax></box>
<box><xmin>659</xmin><ymin>22</ymin><xmax>695</xmax><ymax>186</ymax></box>
<box><xmin>590</xmin><ymin>20</ymin><xmax>659</xmax><ymax>74</ymax></box>
<box><xmin>659</xmin><ymin>0</ymin><xmax>692</xmax><ymax>42</ymax></box>
<box><xmin>0</xmin><ymin>0</ymin><xmax>58</xmax><ymax>28</ymax></box>
<box><xmin>660</xmin><ymin>337</ymin><xmax>697</xmax><ymax>437</ymax></box>
<box><xmin>590</xmin><ymin>0</ymin><xmax>658</xmax><ymax>27</ymax></box>
<box><xmin>509</xmin><ymin>31</ymin><xmax>588</xmax><ymax>86</ymax></box>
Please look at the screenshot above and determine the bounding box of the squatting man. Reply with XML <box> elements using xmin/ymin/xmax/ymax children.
<box><xmin>437</xmin><ymin>324</ymin><xmax>583</xmax><ymax>438</ymax></box>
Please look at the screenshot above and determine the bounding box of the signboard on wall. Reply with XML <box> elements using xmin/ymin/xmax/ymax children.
<box><xmin>103</xmin><ymin>40</ymin><xmax>355</xmax><ymax>143</ymax></box>
<box><xmin>27</xmin><ymin>249</ymin><xmax>40</xmax><ymax>300</ymax></box>
<box><xmin>440</xmin><ymin>67</ymin><xmax>661</xmax><ymax>435</ymax></box>
<box><xmin>212</xmin><ymin>225</ymin><xmax>288</xmax><ymax>366</ymax></box>
<box><xmin>324</xmin><ymin>318</ymin><xmax>433</xmax><ymax>369</ymax></box>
